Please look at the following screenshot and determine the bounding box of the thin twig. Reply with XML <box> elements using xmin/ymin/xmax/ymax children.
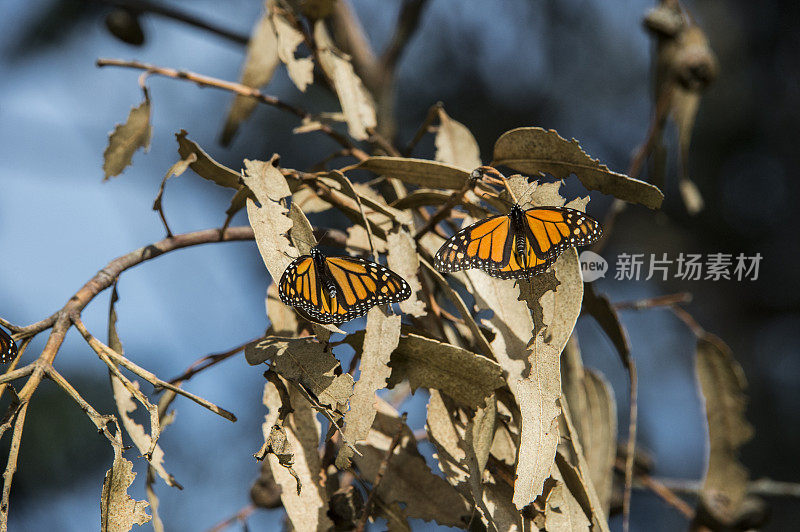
<box><xmin>669</xmin><ymin>305</ymin><xmax>706</xmax><ymax>337</ymax></box>
<box><xmin>413</xmin><ymin>172</ymin><xmax>477</xmax><ymax>241</ymax></box>
<box><xmin>656</xmin><ymin>477</ymin><xmax>800</xmax><ymax>499</ymax></box>
<box><xmin>355</xmin><ymin>413</ymin><xmax>408</xmax><ymax>532</ymax></box>
<box><xmin>403</xmin><ymin>102</ymin><xmax>442</xmax><ymax>156</ymax></box>
<box><xmin>168</xmin><ymin>338</ymin><xmax>256</xmax><ymax>384</ymax></box>
<box><xmin>0</xmin><ymin>403</ymin><xmax>28</xmax><ymax>532</ymax></box>
<box><xmin>614</xmin><ymin>292</ymin><xmax>693</xmax><ymax>311</ymax></box>
<box><xmin>380</xmin><ymin>0</ymin><xmax>429</xmax><ymax>73</ymax></box>
<box><xmin>96</xmin><ymin>58</ymin><xmax>368</xmax><ymax>161</ymax></box>
<box><xmin>206</xmin><ymin>503</ymin><xmax>256</xmax><ymax>532</ymax></box>
<box><xmin>45</xmin><ymin>365</ymin><xmax>119</xmax><ymax>444</ymax></box>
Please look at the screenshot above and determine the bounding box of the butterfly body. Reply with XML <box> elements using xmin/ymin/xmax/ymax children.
<box><xmin>0</xmin><ymin>327</ymin><xmax>18</xmax><ymax>364</ymax></box>
<box><xmin>434</xmin><ymin>204</ymin><xmax>602</xmax><ymax>280</ymax></box>
<box><xmin>279</xmin><ymin>248</ymin><xmax>411</xmax><ymax>324</ymax></box>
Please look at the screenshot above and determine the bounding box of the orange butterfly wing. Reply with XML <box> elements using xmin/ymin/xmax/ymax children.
<box><xmin>279</xmin><ymin>255</ymin><xmax>411</xmax><ymax>324</ymax></box>
<box><xmin>523</xmin><ymin>207</ymin><xmax>602</xmax><ymax>260</ymax></box>
<box><xmin>433</xmin><ymin>214</ymin><xmax>514</xmax><ymax>273</ymax></box>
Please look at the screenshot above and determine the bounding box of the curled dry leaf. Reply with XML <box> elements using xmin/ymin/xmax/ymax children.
<box><xmin>561</xmin><ymin>336</ymin><xmax>616</xmax><ymax>515</ymax></box>
<box><xmin>427</xmin><ymin>390</ymin><xmax>523</xmax><ymax>531</ymax></box>
<box><xmin>386</xmin><ymin>228</ymin><xmax>426</xmax><ymax>317</ymax></box>
<box><xmin>314</xmin><ymin>28</ymin><xmax>377</xmax><ymax>141</ymax></box>
<box><xmin>152</xmin><ymin>154</ymin><xmax>197</xmax><ymax>230</ymax></box>
<box><xmin>221</xmin><ymin>4</ymin><xmax>280</xmax><ymax>145</ymax></box>
<box><xmin>245</xmin><ymin>337</ymin><xmax>353</xmax><ymax>412</ymax></box>
<box><xmin>385</xmin><ymin>334</ymin><xmax>505</xmax><ymax>408</ymax></box>
<box><xmin>352</xmin><ymin>399</ymin><xmax>472</xmax><ymax>527</ymax></box>
<box><xmin>545</xmin><ymin>456</ymin><xmax>592</xmax><ymax>532</ymax></box>
<box><xmin>354</xmin><ymin>156</ymin><xmax>473</xmax><ymax>190</ymax></box>
<box><xmin>103</xmin><ymin>95</ymin><xmax>151</xmax><ymax>179</ymax></box>
<box><xmin>107</xmin><ymin>287</ymin><xmax>178</xmax><ymax>489</ymax></box>
<box><xmin>582</xmin><ymin>283</ymin><xmax>632</xmax><ymax>369</ymax></box>
<box><xmin>273</xmin><ymin>11</ymin><xmax>314</xmax><ymax>92</ymax></box>
<box><xmin>696</xmin><ymin>333</ymin><xmax>754</xmax><ymax>523</ymax></box>
<box><xmin>336</xmin><ymin>308</ymin><xmax>401</xmax><ymax>469</ymax></box>
<box><xmin>266</xmin><ymin>282</ymin><xmax>298</xmax><ymax>336</ymax></box>
<box><xmin>434</xmin><ymin>107</ymin><xmax>482</xmax><ymax>170</ymax></box>
<box><xmin>261</xmin><ymin>378</ymin><xmax>334</xmax><ymax>530</ymax></box>
<box><xmin>176</xmin><ymin>130</ymin><xmax>241</xmax><ymax>189</ymax></box>
<box><xmin>492</xmin><ymin>127</ymin><xmax>664</xmax><ymax>208</ymax></box>
<box><xmin>101</xmin><ymin>445</ymin><xmax>151</xmax><ymax>532</ymax></box>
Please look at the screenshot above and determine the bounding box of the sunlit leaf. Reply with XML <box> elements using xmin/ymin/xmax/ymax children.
<box><xmin>103</xmin><ymin>96</ymin><xmax>151</xmax><ymax>179</ymax></box>
<box><xmin>246</xmin><ymin>337</ymin><xmax>353</xmax><ymax>412</ymax></box>
<box><xmin>261</xmin><ymin>377</ymin><xmax>333</xmax><ymax>529</ymax></box>
<box><xmin>176</xmin><ymin>130</ymin><xmax>241</xmax><ymax>189</ymax></box>
<box><xmin>273</xmin><ymin>11</ymin><xmax>314</xmax><ymax>92</ymax></box>
<box><xmin>336</xmin><ymin>308</ymin><xmax>400</xmax><ymax>469</ymax></box>
<box><xmin>434</xmin><ymin>107</ymin><xmax>482</xmax><ymax>170</ymax></box>
<box><xmin>101</xmin><ymin>445</ymin><xmax>151</xmax><ymax>532</ymax></box>
<box><xmin>386</xmin><ymin>228</ymin><xmax>426</xmax><ymax>317</ymax></box>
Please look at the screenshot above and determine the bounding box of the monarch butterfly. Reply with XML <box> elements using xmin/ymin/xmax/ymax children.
<box><xmin>278</xmin><ymin>248</ymin><xmax>412</xmax><ymax>324</ymax></box>
<box><xmin>434</xmin><ymin>203</ymin><xmax>602</xmax><ymax>279</ymax></box>
<box><xmin>1</xmin><ymin>327</ymin><xmax>18</xmax><ymax>364</ymax></box>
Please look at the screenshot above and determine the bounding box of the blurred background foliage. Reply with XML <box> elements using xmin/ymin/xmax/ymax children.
<box><xmin>0</xmin><ymin>0</ymin><xmax>798</xmax><ymax>530</ymax></box>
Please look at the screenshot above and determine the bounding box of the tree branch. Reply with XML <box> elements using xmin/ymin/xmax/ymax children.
<box><xmin>96</xmin><ymin>58</ymin><xmax>368</xmax><ymax>161</ymax></box>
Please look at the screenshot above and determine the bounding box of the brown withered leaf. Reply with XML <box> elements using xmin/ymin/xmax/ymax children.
<box><xmin>492</xmin><ymin>127</ymin><xmax>664</xmax><ymax>208</ymax></box>
<box><xmin>386</xmin><ymin>228</ymin><xmax>426</xmax><ymax>317</ymax></box>
<box><xmin>101</xmin><ymin>445</ymin><xmax>151</xmax><ymax>532</ymax></box>
<box><xmin>220</xmin><ymin>5</ymin><xmax>280</xmax><ymax>145</ymax></box>
<box><xmin>103</xmin><ymin>96</ymin><xmax>151</xmax><ymax>179</ymax></box>
<box><xmin>246</xmin><ymin>337</ymin><xmax>353</xmax><ymax>412</ymax></box>
<box><xmin>558</xmin><ymin>398</ymin><xmax>612</xmax><ymax>531</ymax></box>
<box><xmin>546</xmin><ymin>457</ymin><xmax>592</xmax><ymax>532</ymax></box>
<box><xmin>317</xmin><ymin>47</ymin><xmax>377</xmax><ymax>141</ymax></box>
<box><xmin>261</xmin><ymin>378</ymin><xmax>333</xmax><ymax>530</ymax></box>
<box><xmin>107</xmin><ymin>287</ymin><xmax>178</xmax><ymax>490</ymax></box>
<box><xmin>426</xmin><ymin>391</ymin><xmax>521</xmax><ymax>531</ymax></box>
<box><xmin>292</xmin><ymin>186</ymin><xmax>332</xmax><ymax>213</ymax></box>
<box><xmin>176</xmin><ymin>130</ymin><xmax>241</xmax><ymax>189</ymax></box>
<box><xmin>352</xmin><ymin>399</ymin><xmax>472</xmax><ymax>527</ymax></box>
<box><xmin>354</xmin><ymin>156</ymin><xmax>472</xmax><ymax>190</ymax></box>
<box><xmin>561</xmin><ymin>336</ymin><xmax>616</xmax><ymax>515</ymax></box>
<box><xmin>696</xmin><ymin>333</ymin><xmax>753</xmax><ymax>523</ymax></box>
<box><xmin>434</xmin><ymin>107</ymin><xmax>482</xmax><ymax>170</ymax></box>
<box><xmin>391</xmin><ymin>189</ymin><xmax>491</xmax><ymax>219</ymax></box>
<box><xmin>582</xmin><ymin>283</ymin><xmax>632</xmax><ymax>369</ymax></box>
<box><xmin>273</xmin><ymin>11</ymin><xmax>314</xmax><ymax>92</ymax></box>
<box><xmin>336</xmin><ymin>308</ymin><xmax>401</xmax><ymax>469</ymax></box>
<box><xmin>385</xmin><ymin>334</ymin><xmax>505</xmax><ymax>408</ymax></box>
<box><xmin>242</xmin><ymin>156</ymin><xmax>295</xmax><ymax>283</ymax></box>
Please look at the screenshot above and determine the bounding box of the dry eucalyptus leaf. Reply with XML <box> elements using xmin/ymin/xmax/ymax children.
<box><xmin>696</xmin><ymin>334</ymin><xmax>753</xmax><ymax>523</ymax></box>
<box><xmin>386</xmin><ymin>334</ymin><xmax>505</xmax><ymax>408</ymax></box>
<box><xmin>101</xmin><ymin>445</ymin><xmax>151</xmax><ymax>532</ymax></box>
<box><xmin>679</xmin><ymin>177</ymin><xmax>704</xmax><ymax>215</ymax></box>
<box><xmin>545</xmin><ymin>462</ymin><xmax>591</xmax><ymax>532</ymax></box>
<box><xmin>386</xmin><ymin>228</ymin><xmax>426</xmax><ymax>317</ymax></box>
<box><xmin>336</xmin><ymin>308</ymin><xmax>400</xmax><ymax>469</ymax></box>
<box><xmin>176</xmin><ymin>130</ymin><xmax>241</xmax><ymax>189</ymax></box>
<box><xmin>293</xmin><ymin>186</ymin><xmax>332</xmax><ymax>213</ymax></box>
<box><xmin>582</xmin><ymin>283</ymin><xmax>631</xmax><ymax>368</ymax></box>
<box><xmin>221</xmin><ymin>6</ymin><xmax>280</xmax><ymax>145</ymax></box>
<box><xmin>492</xmin><ymin>127</ymin><xmax>664</xmax><ymax>208</ymax></box>
<box><xmin>354</xmin><ymin>156</ymin><xmax>473</xmax><ymax>190</ymax></box>
<box><xmin>427</xmin><ymin>391</ymin><xmax>521</xmax><ymax>531</ymax></box>
<box><xmin>352</xmin><ymin>400</ymin><xmax>472</xmax><ymax>527</ymax></box>
<box><xmin>346</xmin><ymin>225</ymin><xmax>387</xmax><ymax>255</ymax></box>
<box><xmin>261</xmin><ymin>379</ymin><xmax>334</xmax><ymax>530</ymax></box>
<box><xmin>246</xmin><ymin>337</ymin><xmax>353</xmax><ymax>412</ymax></box>
<box><xmin>391</xmin><ymin>189</ymin><xmax>491</xmax><ymax>218</ymax></box>
<box><xmin>103</xmin><ymin>96</ymin><xmax>151</xmax><ymax>179</ymax></box>
<box><xmin>273</xmin><ymin>12</ymin><xmax>314</xmax><ymax>92</ymax></box>
<box><xmin>262</xmin><ymin>423</ymin><xmax>300</xmax><ymax>493</ymax></box>
<box><xmin>434</xmin><ymin>107</ymin><xmax>482</xmax><ymax>170</ymax></box>
<box><xmin>463</xmin><ymin>176</ymin><xmax>582</xmax><ymax>508</ymax></box>
<box><xmin>317</xmin><ymin>48</ymin><xmax>377</xmax><ymax>141</ymax></box>
<box><xmin>242</xmin><ymin>156</ymin><xmax>295</xmax><ymax>283</ymax></box>
<box><xmin>107</xmin><ymin>287</ymin><xmax>178</xmax><ymax>489</ymax></box>
<box><xmin>266</xmin><ymin>282</ymin><xmax>298</xmax><ymax>335</ymax></box>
